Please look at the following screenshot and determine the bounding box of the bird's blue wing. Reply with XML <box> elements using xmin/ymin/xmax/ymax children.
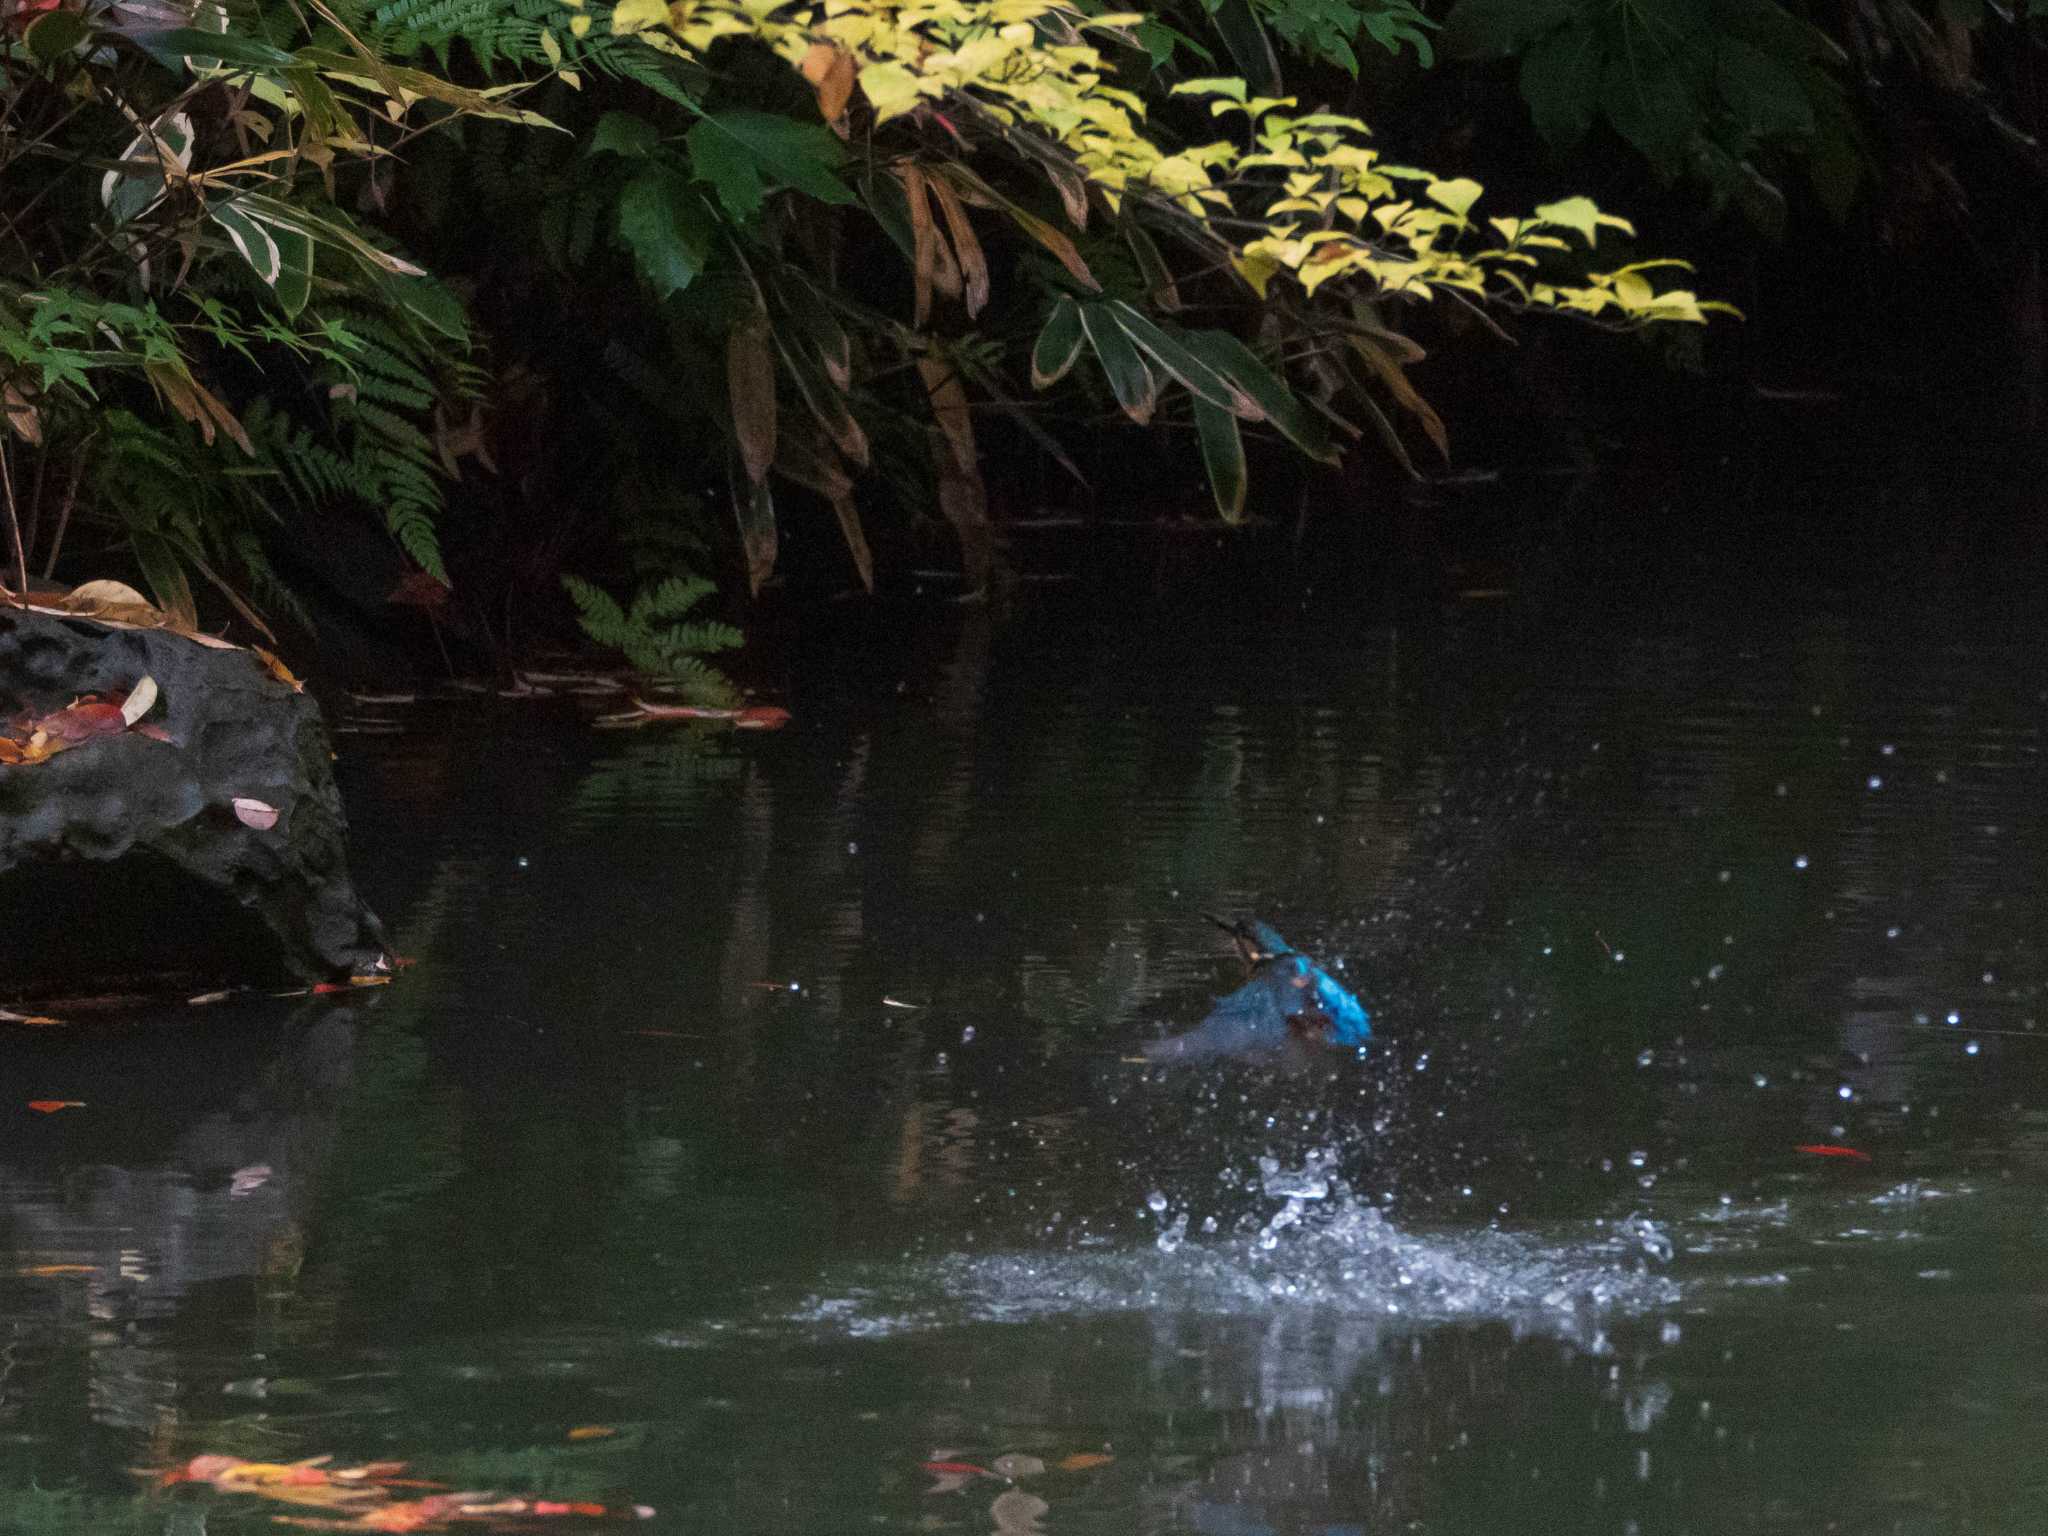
<box><xmin>1141</xmin><ymin>972</ymin><xmax>1294</xmax><ymax>1061</ymax></box>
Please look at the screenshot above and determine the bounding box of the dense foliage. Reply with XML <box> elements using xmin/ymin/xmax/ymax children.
<box><xmin>7</xmin><ymin>0</ymin><xmax>2032</xmax><ymax>660</ymax></box>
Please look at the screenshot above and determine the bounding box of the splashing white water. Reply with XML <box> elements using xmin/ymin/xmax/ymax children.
<box><xmin>791</xmin><ymin>1160</ymin><xmax>1680</xmax><ymax>1340</ymax></box>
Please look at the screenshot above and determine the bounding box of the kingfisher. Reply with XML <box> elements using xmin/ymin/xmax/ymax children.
<box><xmin>1141</xmin><ymin>916</ymin><xmax>1372</xmax><ymax>1062</ymax></box>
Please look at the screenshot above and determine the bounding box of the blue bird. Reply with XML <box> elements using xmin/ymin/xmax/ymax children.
<box><xmin>1142</xmin><ymin>916</ymin><xmax>1372</xmax><ymax>1063</ymax></box>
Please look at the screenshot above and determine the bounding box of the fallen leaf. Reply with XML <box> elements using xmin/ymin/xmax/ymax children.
<box><xmin>1055</xmin><ymin>1453</ymin><xmax>1114</xmax><ymax>1471</ymax></box>
<box><xmin>1</xmin><ymin>1009</ymin><xmax>65</xmax><ymax>1025</ymax></box>
<box><xmin>254</xmin><ymin>647</ymin><xmax>307</xmax><ymax>692</ymax></box>
<box><xmin>348</xmin><ymin>974</ymin><xmax>392</xmax><ymax>988</ymax></box>
<box><xmin>39</xmin><ymin>698</ymin><xmax>127</xmax><ymax>742</ymax></box>
<box><xmin>188</xmin><ymin>990</ymin><xmax>232</xmax><ymax>1005</ymax></box>
<box><xmin>60</xmin><ymin>579</ymin><xmax>155</xmax><ymax>613</ymax></box>
<box><xmin>734</xmin><ymin>706</ymin><xmax>792</xmax><ymax>730</ymax></box>
<box><xmin>120</xmin><ymin>675</ymin><xmax>159</xmax><ymax>726</ymax></box>
<box><xmin>631</xmin><ymin>698</ymin><xmax>735</xmax><ymax>721</ymax></box>
<box><xmin>27</xmin><ymin>1100</ymin><xmax>84</xmax><ymax>1113</ymax></box>
<box><xmin>230</xmin><ymin>1164</ymin><xmax>273</xmax><ymax>1196</ymax></box>
<box><xmin>1794</xmin><ymin>1144</ymin><xmax>1872</xmax><ymax>1162</ymax></box>
<box><xmin>567</xmin><ymin>1425</ymin><xmax>616</xmax><ymax>1441</ymax></box>
<box><xmin>134</xmin><ymin>723</ymin><xmax>175</xmax><ymax>743</ymax></box>
<box><xmin>882</xmin><ymin>997</ymin><xmax>922</xmax><ymax>1010</ymax></box>
<box><xmin>922</xmin><ymin>1461</ymin><xmax>993</xmax><ymax>1477</ymax></box>
<box><xmin>232</xmin><ymin>796</ymin><xmax>280</xmax><ymax>830</ymax></box>
<box><xmin>14</xmin><ymin>1264</ymin><xmax>98</xmax><ymax>1276</ymax></box>
<box><xmin>990</xmin><ymin>1488</ymin><xmax>1049</xmax><ymax>1536</ymax></box>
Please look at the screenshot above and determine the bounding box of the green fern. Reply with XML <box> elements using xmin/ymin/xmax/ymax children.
<box><xmin>562</xmin><ymin>572</ymin><xmax>742</xmax><ymax>706</ymax></box>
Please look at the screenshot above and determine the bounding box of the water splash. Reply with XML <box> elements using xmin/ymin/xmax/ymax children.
<box><xmin>792</xmin><ymin>1161</ymin><xmax>1680</xmax><ymax>1340</ymax></box>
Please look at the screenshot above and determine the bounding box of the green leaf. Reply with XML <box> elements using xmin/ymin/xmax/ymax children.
<box><xmin>24</xmin><ymin>9</ymin><xmax>91</xmax><ymax>62</ymax></box>
<box><xmin>253</xmin><ymin>212</ymin><xmax>314</xmax><ymax>316</ymax></box>
<box><xmin>1519</xmin><ymin>21</ymin><xmax>1603</xmax><ymax>149</ymax></box>
<box><xmin>1711</xmin><ymin>35</ymin><xmax>1814</xmax><ymax>139</ymax></box>
<box><xmin>375</xmin><ymin>270</ymin><xmax>468</xmax><ymax>340</ymax></box>
<box><xmin>1030</xmin><ymin>296</ymin><xmax>1085</xmax><ymax>389</ymax></box>
<box><xmin>211</xmin><ymin>203</ymin><xmax>283</xmax><ymax>286</ymax></box>
<box><xmin>1204</xmin><ymin>0</ymin><xmax>1281</xmax><ymax>96</ymax></box>
<box><xmin>1077</xmin><ymin>303</ymin><xmax>1158</xmax><ymax>425</ymax></box>
<box><xmin>686</xmin><ymin>111</ymin><xmax>854</xmax><ymax>224</ymax></box>
<box><xmin>1601</xmin><ymin>48</ymin><xmax>1698</xmax><ymax>169</ymax></box>
<box><xmin>618</xmin><ymin>169</ymin><xmax>710</xmax><ymax>299</ymax></box>
<box><xmin>1194</xmin><ymin>397</ymin><xmax>1247</xmax><ymax>524</ymax></box>
<box><xmin>590</xmin><ymin>111</ymin><xmax>663</xmax><ymax>158</ymax></box>
<box><xmin>128</xmin><ymin>25</ymin><xmax>293</xmax><ymax>69</ymax></box>
<box><xmin>1440</xmin><ymin>0</ymin><xmax>1578</xmax><ymax>60</ymax></box>
<box><xmin>1183</xmin><ymin>331</ymin><xmax>1337</xmax><ymax>463</ymax></box>
<box><xmin>1105</xmin><ymin>302</ymin><xmax>1248</xmax><ymax>414</ymax></box>
<box><xmin>101</xmin><ymin>114</ymin><xmax>192</xmax><ymax>227</ymax></box>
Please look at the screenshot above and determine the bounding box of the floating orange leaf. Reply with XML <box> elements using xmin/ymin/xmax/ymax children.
<box><xmin>1055</xmin><ymin>1453</ymin><xmax>1114</xmax><ymax>1472</ymax></box>
<box><xmin>566</xmin><ymin>1425</ymin><xmax>616</xmax><ymax>1441</ymax></box>
<box><xmin>27</xmin><ymin>1100</ymin><xmax>84</xmax><ymax>1113</ymax></box>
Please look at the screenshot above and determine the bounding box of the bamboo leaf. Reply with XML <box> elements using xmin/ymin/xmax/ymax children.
<box><xmin>734</xmin><ymin>473</ymin><xmax>777</xmax><ymax>595</ymax></box>
<box><xmin>1105</xmin><ymin>302</ymin><xmax>1249</xmax><ymax>415</ymax></box>
<box><xmin>901</xmin><ymin>164</ymin><xmax>937</xmax><ymax>327</ymax></box>
<box><xmin>1030</xmin><ymin>296</ymin><xmax>1085</xmax><ymax>389</ymax></box>
<box><xmin>1347</xmin><ymin>333</ymin><xmax>1447</xmax><ymax>460</ymax></box>
<box><xmin>1206</xmin><ymin>0</ymin><xmax>1282</xmax><ymax>94</ymax></box>
<box><xmin>727</xmin><ymin>309</ymin><xmax>778</xmax><ymax>486</ymax></box>
<box><xmin>1181</xmin><ymin>331</ymin><xmax>1337</xmax><ymax>462</ymax></box>
<box><xmin>1193</xmin><ymin>397</ymin><xmax>1247</xmax><ymax>523</ymax></box>
<box><xmin>928</xmin><ymin>175</ymin><xmax>990</xmax><ymax>318</ymax></box>
<box><xmin>1078</xmin><ymin>304</ymin><xmax>1157</xmax><ymax>425</ymax></box>
<box><xmin>210</xmin><ymin>202</ymin><xmax>283</xmax><ymax>287</ymax></box>
<box><xmin>1121</xmin><ymin>212</ymin><xmax>1181</xmax><ymax>310</ymax></box>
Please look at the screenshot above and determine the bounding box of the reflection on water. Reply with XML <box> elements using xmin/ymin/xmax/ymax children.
<box><xmin>3</xmin><ymin>601</ymin><xmax>2047</xmax><ymax>1534</ymax></box>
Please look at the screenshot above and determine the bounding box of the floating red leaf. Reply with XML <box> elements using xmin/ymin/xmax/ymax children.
<box><xmin>1794</xmin><ymin>1144</ymin><xmax>1872</xmax><ymax>1162</ymax></box>
<box><xmin>27</xmin><ymin>1100</ymin><xmax>83</xmax><ymax>1113</ymax></box>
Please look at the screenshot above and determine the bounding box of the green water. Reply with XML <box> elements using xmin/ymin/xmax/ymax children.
<box><xmin>4</xmin><ymin>603</ymin><xmax>2045</xmax><ymax>1535</ymax></box>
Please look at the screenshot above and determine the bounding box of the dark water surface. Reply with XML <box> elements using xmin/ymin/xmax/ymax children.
<box><xmin>5</xmin><ymin>598</ymin><xmax>2047</xmax><ymax>1535</ymax></box>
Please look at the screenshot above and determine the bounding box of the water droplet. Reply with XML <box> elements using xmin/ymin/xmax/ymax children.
<box><xmin>1793</xmin><ymin>854</ymin><xmax>1810</xmax><ymax>870</ymax></box>
<box><xmin>846</xmin><ymin>841</ymin><xmax>859</xmax><ymax>855</ymax></box>
<box><xmin>1752</xmin><ymin>1073</ymin><xmax>1768</xmax><ymax>1089</ymax></box>
<box><xmin>1717</xmin><ymin>869</ymin><xmax>1731</xmax><ymax>882</ymax></box>
<box><xmin>1636</xmin><ymin>1049</ymin><xmax>1654</xmax><ymax>1068</ymax></box>
<box><xmin>1145</xmin><ymin>1191</ymin><xmax>1168</xmax><ymax>1214</ymax></box>
<box><xmin>1837</xmin><ymin>1084</ymin><xmax>1853</xmax><ymax>1100</ymax></box>
<box><xmin>1947</xmin><ymin>1011</ymin><xmax>1961</xmax><ymax>1026</ymax></box>
<box><xmin>1613</xmin><ymin>950</ymin><xmax>1627</xmax><ymax>963</ymax></box>
<box><xmin>1887</xmin><ymin>926</ymin><xmax>1901</xmax><ymax>939</ymax></box>
<box><xmin>1867</xmin><ymin>775</ymin><xmax>1883</xmax><ymax>790</ymax></box>
<box><xmin>1880</xmin><ymin>743</ymin><xmax>1896</xmax><ymax>756</ymax></box>
<box><xmin>1964</xmin><ymin>1040</ymin><xmax>1981</xmax><ymax>1056</ymax></box>
<box><xmin>960</xmin><ymin>1025</ymin><xmax>975</xmax><ymax>1043</ymax></box>
<box><xmin>516</xmin><ymin>856</ymin><xmax>530</xmax><ymax>869</ymax></box>
<box><xmin>1775</xmin><ymin>783</ymin><xmax>1789</xmax><ymax>797</ymax></box>
<box><xmin>1707</xmin><ymin>963</ymin><xmax>1726</xmax><ymax>981</ymax></box>
<box><xmin>1628</xmin><ymin>1150</ymin><xmax>1648</xmax><ymax>1169</ymax></box>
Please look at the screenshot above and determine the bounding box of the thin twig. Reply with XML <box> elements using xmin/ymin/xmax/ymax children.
<box><xmin>0</xmin><ymin>438</ymin><xmax>28</xmax><ymax>605</ymax></box>
<box><xmin>41</xmin><ymin>431</ymin><xmax>94</xmax><ymax>580</ymax></box>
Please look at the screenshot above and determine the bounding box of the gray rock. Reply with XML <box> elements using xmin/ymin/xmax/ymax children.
<box><xmin>0</xmin><ymin>607</ymin><xmax>387</xmax><ymax>985</ymax></box>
